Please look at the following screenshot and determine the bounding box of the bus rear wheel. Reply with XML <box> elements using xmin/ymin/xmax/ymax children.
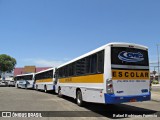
<box><xmin>44</xmin><ymin>85</ymin><xmax>47</xmax><ymax>93</ymax></box>
<box><xmin>58</xmin><ymin>87</ymin><xmax>62</xmax><ymax>98</ymax></box>
<box><xmin>25</xmin><ymin>84</ymin><xmax>27</xmax><ymax>89</ymax></box>
<box><xmin>36</xmin><ymin>85</ymin><xmax>38</xmax><ymax>91</ymax></box>
<box><xmin>76</xmin><ymin>90</ymin><xmax>84</xmax><ymax>106</ymax></box>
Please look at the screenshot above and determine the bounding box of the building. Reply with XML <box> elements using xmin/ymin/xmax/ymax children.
<box><xmin>14</xmin><ymin>66</ymin><xmax>52</xmax><ymax>76</ymax></box>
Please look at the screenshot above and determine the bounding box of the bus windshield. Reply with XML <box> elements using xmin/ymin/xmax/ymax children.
<box><xmin>111</xmin><ymin>47</ymin><xmax>149</xmax><ymax>67</ymax></box>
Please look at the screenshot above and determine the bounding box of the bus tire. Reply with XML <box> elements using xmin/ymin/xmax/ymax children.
<box><xmin>36</xmin><ymin>85</ymin><xmax>38</xmax><ymax>91</ymax></box>
<box><xmin>58</xmin><ymin>87</ymin><xmax>63</xmax><ymax>98</ymax></box>
<box><xmin>76</xmin><ymin>90</ymin><xmax>84</xmax><ymax>106</ymax></box>
<box><xmin>44</xmin><ymin>85</ymin><xmax>47</xmax><ymax>93</ymax></box>
<box><xmin>25</xmin><ymin>84</ymin><xmax>27</xmax><ymax>89</ymax></box>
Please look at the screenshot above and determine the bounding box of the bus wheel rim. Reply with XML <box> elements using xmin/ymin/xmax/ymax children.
<box><xmin>59</xmin><ymin>89</ymin><xmax>61</xmax><ymax>95</ymax></box>
<box><xmin>45</xmin><ymin>86</ymin><xmax>47</xmax><ymax>92</ymax></box>
<box><xmin>77</xmin><ymin>92</ymin><xmax>81</xmax><ymax>104</ymax></box>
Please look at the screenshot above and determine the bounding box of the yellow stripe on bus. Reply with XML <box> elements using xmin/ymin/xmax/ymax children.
<box><xmin>59</xmin><ymin>74</ymin><xmax>103</xmax><ymax>83</ymax></box>
<box><xmin>112</xmin><ymin>70</ymin><xmax>149</xmax><ymax>80</ymax></box>
<box><xmin>36</xmin><ymin>78</ymin><xmax>53</xmax><ymax>83</ymax></box>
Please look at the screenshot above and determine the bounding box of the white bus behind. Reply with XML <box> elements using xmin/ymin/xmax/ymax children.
<box><xmin>34</xmin><ymin>68</ymin><xmax>56</xmax><ymax>92</ymax></box>
<box><xmin>15</xmin><ymin>73</ymin><xmax>35</xmax><ymax>89</ymax></box>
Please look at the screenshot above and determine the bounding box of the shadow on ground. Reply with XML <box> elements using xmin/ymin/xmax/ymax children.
<box><xmin>60</xmin><ymin>95</ymin><xmax>158</xmax><ymax>119</ymax></box>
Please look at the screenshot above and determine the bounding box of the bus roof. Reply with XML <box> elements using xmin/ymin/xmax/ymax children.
<box><xmin>57</xmin><ymin>42</ymin><xmax>148</xmax><ymax>68</ymax></box>
<box><xmin>35</xmin><ymin>67</ymin><xmax>55</xmax><ymax>75</ymax></box>
<box><xmin>108</xmin><ymin>42</ymin><xmax>148</xmax><ymax>49</ymax></box>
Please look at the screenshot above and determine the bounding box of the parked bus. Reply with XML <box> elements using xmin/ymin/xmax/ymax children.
<box><xmin>55</xmin><ymin>42</ymin><xmax>150</xmax><ymax>106</ymax></box>
<box><xmin>14</xmin><ymin>73</ymin><xmax>35</xmax><ymax>89</ymax></box>
<box><xmin>34</xmin><ymin>68</ymin><xmax>56</xmax><ymax>92</ymax></box>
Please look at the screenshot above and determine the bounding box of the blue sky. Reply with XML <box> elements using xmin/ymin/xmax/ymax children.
<box><xmin>0</xmin><ymin>0</ymin><xmax>160</xmax><ymax>71</ymax></box>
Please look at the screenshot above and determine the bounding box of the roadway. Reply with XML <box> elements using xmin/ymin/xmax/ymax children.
<box><xmin>0</xmin><ymin>87</ymin><xmax>160</xmax><ymax>120</ymax></box>
<box><xmin>152</xmin><ymin>85</ymin><xmax>160</xmax><ymax>92</ymax></box>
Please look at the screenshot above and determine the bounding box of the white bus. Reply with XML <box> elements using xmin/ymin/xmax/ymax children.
<box><xmin>55</xmin><ymin>42</ymin><xmax>150</xmax><ymax>106</ymax></box>
<box><xmin>15</xmin><ymin>73</ymin><xmax>35</xmax><ymax>89</ymax></box>
<box><xmin>34</xmin><ymin>68</ymin><xmax>56</xmax><ymax>92</ymax></box>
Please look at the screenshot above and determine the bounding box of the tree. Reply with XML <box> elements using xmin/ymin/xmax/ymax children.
<box><xmin>0</xmin><ymin>54</ymin><xmax>16</xmax><ymax>79</ymax></box>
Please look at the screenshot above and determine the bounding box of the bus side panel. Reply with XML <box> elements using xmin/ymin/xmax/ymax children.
<box><xmin>81</xmin><ymin>87</ymin><xmax>105</xmax><ymax>103</ymax></box>
<box><xmin>27</xmin><ymin>80</ymin><xmax>34</xmax><ymax>88</ymax></box>
<box><xmin>46</xmin><ymin>84</ymin><xmax>55</xmax><ymax>90</ymax></box>
<box><xmin>18</xmin><ymin>80</ymin><xmax>26</xmax><ymax>88</ymax></box>
<box><xmin>61</xmin><ymin>86</ymin><xmax>76</xmax><ymax>98</ymax></box>
<box><xmin>36</xmin><ymin>83</ymin><xmax>54</xmax><ymax>90</ymax></box>
<box><xmin>36</xmin><ymin>83</ymin><xmax>43</xmax><ymax>90</ymax></box>
<box><xmin>35</xmin><ymin>78</ymin><xmax>54</xmax><ymax>90</ymax></box>
<box><xmin>59</xmin><ymin>83</ymin><xmax>105</xmax><ymax>103</ymax></box>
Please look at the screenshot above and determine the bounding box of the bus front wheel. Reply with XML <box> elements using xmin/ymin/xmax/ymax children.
<box><xmin>76</xmin><ymin>90</ymin><xmax>84</xmax><ymax>106</ymax></box>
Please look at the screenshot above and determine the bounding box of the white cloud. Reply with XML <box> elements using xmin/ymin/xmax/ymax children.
<box><xmin>150</xmin><ymin>60</ymin><xmax>158</xmax><ymax>64</ymax></box>
<box><xmin>20</xmin><ymin>58</ymin><xmax>67</xmax><ymax>67</ymax></box>
<box><xmin>34</xmin><ymin>59</ymin><xmax>64</xmax><ymax>67</ymax></box>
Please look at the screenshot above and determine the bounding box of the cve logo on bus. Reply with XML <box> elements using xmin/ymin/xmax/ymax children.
<box><xmin>118</xmin><ymin>51</ymin><xmax>144</xmax><ymax>62</ymax></box>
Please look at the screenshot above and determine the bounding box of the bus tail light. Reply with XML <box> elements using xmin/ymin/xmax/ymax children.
<box><xmin>108</xmin><ymin>84</ymin><xmax>113</xmax><ymax>88</ymax></box>
<box><xmin>106</xmin><ymin>78</ymin><xmax>114</xmax><ymax>94</ymax></box>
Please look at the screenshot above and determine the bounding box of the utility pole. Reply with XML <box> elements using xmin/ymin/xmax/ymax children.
<box><xmin>157</xmin><ymin>44</ymin><xmax>160</xmax><ymax>82</ymax></box>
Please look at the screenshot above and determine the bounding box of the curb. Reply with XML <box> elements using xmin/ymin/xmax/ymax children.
<box><xmin>151</xmin><ymin>91</ymin><xmax>160</xmax><ymax>102</ymax></box>
<box><xmin>152</xmin><ymin>84</ymin><xmax>160</xmax><ymax>87</ymax></box>
<box><xmin>151</xmin><ymin>99</ymin><xmax>160</xmax><ymax>102</ymax></box>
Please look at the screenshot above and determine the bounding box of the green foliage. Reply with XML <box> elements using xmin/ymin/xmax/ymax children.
<box><xmin>152</xmin><ymin>80</ymin><xmax>159</xmax><ymax>84</ymax></box>
<box><xmin>0</xmin><ymin>54</ymin><xmax>16</xmax><ymax>72</ymax></box>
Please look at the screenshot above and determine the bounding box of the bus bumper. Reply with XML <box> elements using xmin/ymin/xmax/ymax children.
<box><xmin>104</xmin><ymin>92</ymin><xmax>151</xmax><ymax>104</ymax></box>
